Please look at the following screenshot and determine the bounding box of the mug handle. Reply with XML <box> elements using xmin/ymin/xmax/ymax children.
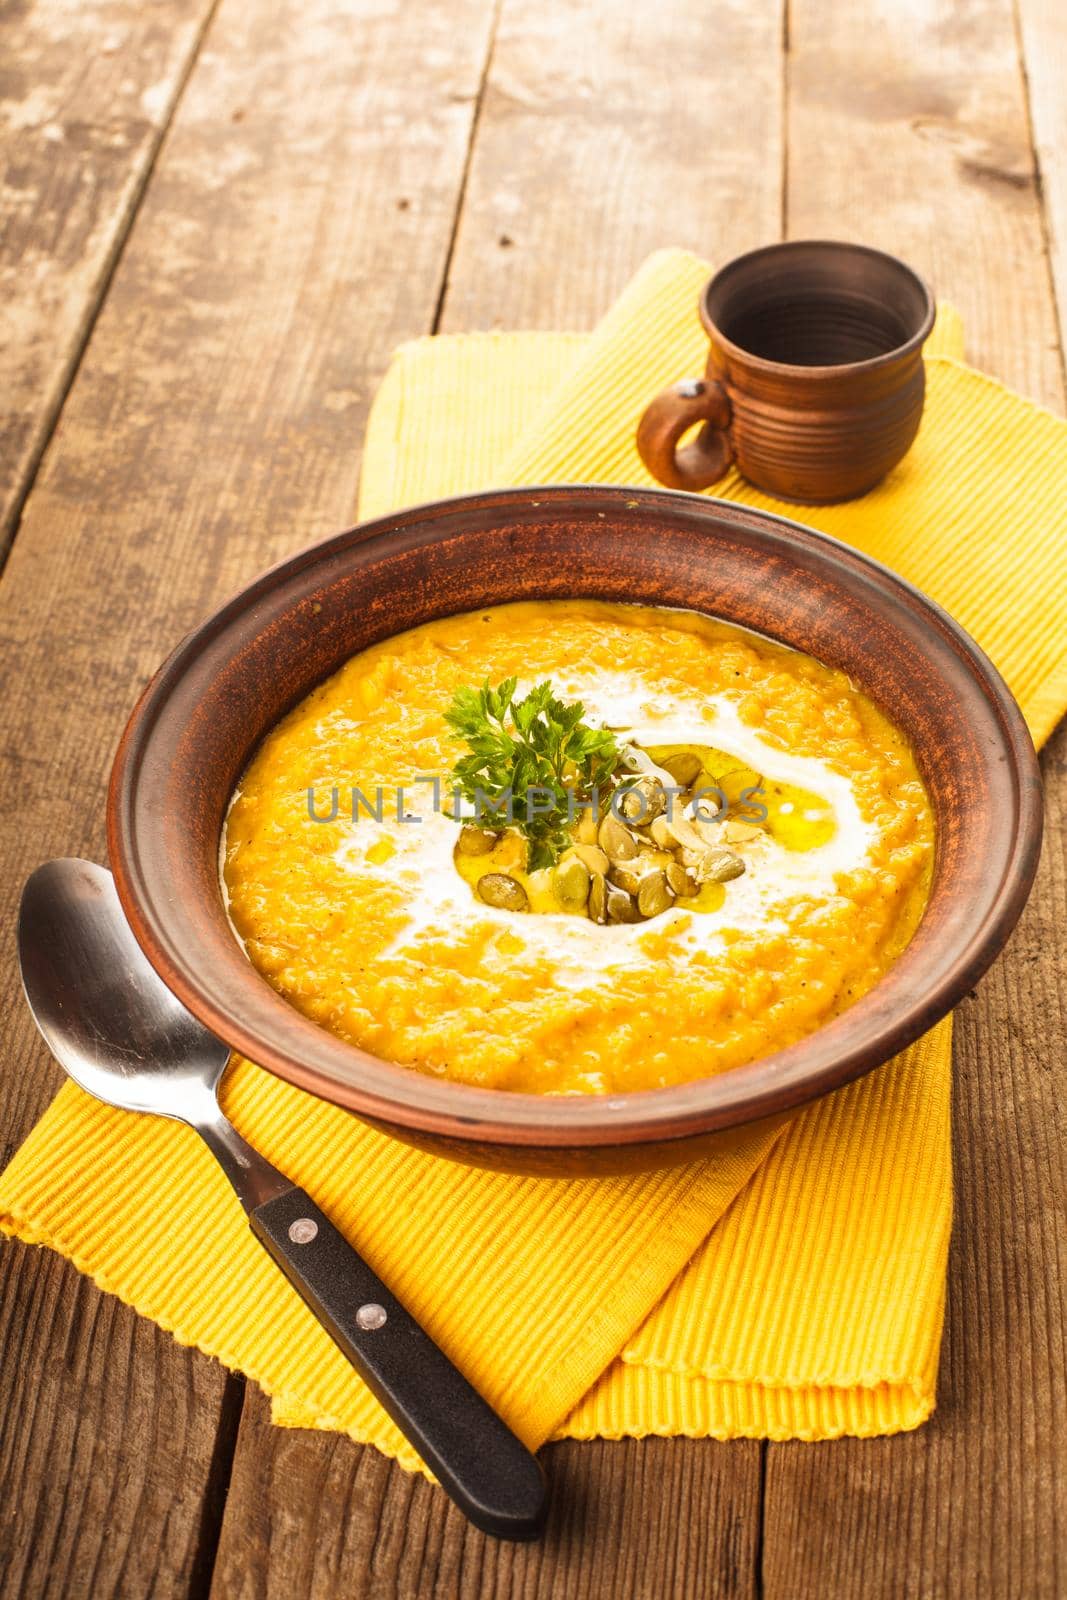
<box><xmin>636</xmin><ymin>376</ymin><xmax>733</xmax><ymax>491</ymax></box>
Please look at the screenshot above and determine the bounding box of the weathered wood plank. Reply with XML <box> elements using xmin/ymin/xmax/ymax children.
<box><xmin>210</xmin><ymin>0</ymin><xmax>785</xmax><ymax>1593</ymax></box>
<box><xmin>785</xmin><ymin>0</ymin><xmax>1061</xmax><ymax>402</ymax></box>
<box><xmin>1017</xmin><ymin>0</ymin><xmax>1067</xmax><ymax>368</ymax></box>
<box><xmin>0</xmin><ymin>0</ymin><xmax>500</xmax><ymax>1593</ymax></box>
<box><xmin>762</xmin><ymin>1</ymin><xmax>1067</xmax><ymax>1595</ymax></box>
<box><xmin>210</xmin><ymin>1390</ymin><xmax>763</xmax><ymax>1600</ymax></box>
<box><xmin>0</xmin><ymin>1244</ymin><xmax>244</xmax><ymax>1600</ymax></box>
<box><xmin>0</xmin><ymin>0</ymin><xmax>217</xmax><ymax>557</ymax></box>
<box><xmin>440</xmin><ymin>0</ymin><xmax>785</xmax><ymax>332</ymax></box>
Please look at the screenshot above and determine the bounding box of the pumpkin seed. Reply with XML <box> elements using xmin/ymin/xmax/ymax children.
<box><xmin>476</xmin><ymin>872</ymin><xmax>529</xmax><ymax>912</ymax></box>
<box><xmin>706</xmin><ymin>849</ymin><xmax>746</xmax><ymax>883</ymax></box>
<box><xmin>661</xmin><ymin>751</ymin><xmax>704</xmax><ymax>788</ymax></box>
<box><xmin>713</xmin><ymin>851</ymin><xmax>748</xmax><ymax>889</ymax></box>
<box><xmin>553</xmin><ymin>856</ymin><xmax>591</xmax><ymax>906</ymax></box>
<box><xmin>650</xmin><ymin>814</ymin><xmax>674</xmax><ymax>848</ymax></box>
<box><xmin>663</xmin><ymin>812</ymin><xmax>706</xmax><ymax>853</ymax></box>
<box><xmin>588</xmin><ymin>871</ymin><xmax>608</xmax><ymax>924</ymax></box>
<box><xmin>598</xmin><ymin>812</ymin><xmax>639</xmax><ymax>860</ymax></box>
<box><xmin>680</xmin><ymin>845</ymin><xmax>746</xmax><ymax>885</ymax></box>
<box><xmin>717</xmin><ymin>765</ymin><xmax>762</xmax><ymax>807</ymax></box>
<box><xmin>665</xmin><ymin>860</ymin><xmax>691</xmax><ymax>897</ymax></box>
<box><xmin>606</xmin><ymin>884</ymin><xmax>642</xmax><ymax>924</ymax></box>
<box><xmin>689</xmin><ymin>811</ymin><xmax>730</xmax><ymax>846</ymax></box>
<box><xmin>571</xmin><ymin>842</ymin><xmax>610</xmax><ymax>875</ymax></box>
<box><xmin>607</xmin><ymin>862</ymin><xmax>644</xmax><ymax>896</ymax></box>
<box><xmin>457</xmin><ymin>824</ymin><xmax>499</xmax><ymax>856</ymax></box>
<box><xmin>617</xmin><ymin>776</ymin><xmax>667</xmax><ymax>824</ymax></box>
<box><xmin>637</xmin><ymin>871</ymin><xmax>673</xmax><ymax>918</ymax></box>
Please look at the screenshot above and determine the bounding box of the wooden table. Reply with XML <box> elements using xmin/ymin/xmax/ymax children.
<box><xmin>2</xmin><ymin>1</ymin><xmax>1064</xmax><ymax>1594</ymax></box>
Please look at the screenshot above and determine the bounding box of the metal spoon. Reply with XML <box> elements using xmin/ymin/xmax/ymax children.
<box><xmin>17</xmin><ymin>858</ymin><xmax>547</xmax><ymax>1541</ymax></box>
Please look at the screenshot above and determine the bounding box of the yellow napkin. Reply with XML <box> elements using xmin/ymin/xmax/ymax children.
<box><xmin>3</xmin><ymin>252</ymin><xmax>1065</xmax><ymax>1467</ymax></box>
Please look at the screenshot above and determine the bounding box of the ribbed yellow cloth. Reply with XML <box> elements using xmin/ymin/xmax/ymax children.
<box><xmin>2</xmin><ymin>252</ymin><xmax>1064</xmax><ymax>1469</ymax></box>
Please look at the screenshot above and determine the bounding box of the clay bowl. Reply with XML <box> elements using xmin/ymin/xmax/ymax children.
<box><xmin>108</xmin><ymin>487</ymin><xmax>1042</xmax><ymax>1176</ymax></box>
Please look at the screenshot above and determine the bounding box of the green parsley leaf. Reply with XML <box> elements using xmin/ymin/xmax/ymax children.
<box><xmin>444</xmin><ymin>679</ymin><xmax>628</xmax><ymax>867</ymax></box>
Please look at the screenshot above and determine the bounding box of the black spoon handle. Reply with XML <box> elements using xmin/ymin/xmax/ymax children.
<box><xmin>249</xmin><ymin>1185</ymin><xmax>547</xmax><ymax>1540</ymax></box>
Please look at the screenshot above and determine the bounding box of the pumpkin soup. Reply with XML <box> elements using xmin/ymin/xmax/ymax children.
<box><xmin>222</xmin><ymin>601</ymin><xmax>933</xmax><ymax>1095</ymax></box>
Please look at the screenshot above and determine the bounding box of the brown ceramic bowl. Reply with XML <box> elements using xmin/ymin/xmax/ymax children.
<box><xmin>107</xmin><ymin>487</ymin><xmax>1042</xmax><ymax>1176</ymax></box>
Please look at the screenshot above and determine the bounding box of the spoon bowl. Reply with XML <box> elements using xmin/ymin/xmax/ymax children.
<box><xmin>19</xmin><ymin>858</ymin><xmax>230</xmax><ymax>1123</ymax></box>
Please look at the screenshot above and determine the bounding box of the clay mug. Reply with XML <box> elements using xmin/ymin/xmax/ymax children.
<box><xmin>636</xmin><ymin>240</ymin><xmax>935</xmax><ymax>504</ymax></box>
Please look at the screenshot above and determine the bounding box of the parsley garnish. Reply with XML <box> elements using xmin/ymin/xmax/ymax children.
<box><xmin>445</xmin><ymin>678</ymin><xmax>628</xmax><ymax>870</ymax></box>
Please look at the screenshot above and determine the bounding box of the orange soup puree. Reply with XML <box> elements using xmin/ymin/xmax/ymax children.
<box><xmin>222</xmin><ymin>601</ymin><xmax>934</xmax><ymax>1095</ymax></box>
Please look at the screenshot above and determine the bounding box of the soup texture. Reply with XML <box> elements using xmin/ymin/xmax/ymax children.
<box><xmin>223</xmin><ymin>601</ymin><xmax>934</xmax><ymax>1095</ymax></box>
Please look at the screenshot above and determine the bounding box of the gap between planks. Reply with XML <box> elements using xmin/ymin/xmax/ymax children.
<box><xmin>0</xmin><ymin>0</ymin><xmax>223</xmax><ymax>572</ymax></box>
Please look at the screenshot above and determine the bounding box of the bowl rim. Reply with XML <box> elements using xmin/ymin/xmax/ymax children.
<box><xmin>107</xmin><ymin>485</ymin><xmax>1043</xmax><ymax>1150</ymax></box>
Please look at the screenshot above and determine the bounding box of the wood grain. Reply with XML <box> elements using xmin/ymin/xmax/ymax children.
<box><xmin>785</xmin><ymin>0</ymin><xmax>1061</xmax><ymax>401</ymax></box>
<box><xmin>0</xmin><ymin>0</ymin><xmax>498</xmax><ymax>1593</ymax></box>
<box><xmin>761</xmin><ymin>0</ymin><xmax>1067</xmax><ymax>1594</ymax></box>
<box><xmin>1017</xmin><ymin>0</ymin><xmax>1067</xmax><ymax>371</ymax></box>
<box><xmin>0</xmin><ymin>0</ymin><xmax>217</xmax><ymax>557</ymax></box>
<box><xmin>210</xmin><ymin>1390</ymin><xmax>762</xmax><ymax>1600</ymax></box>
<box><xmin>439</xmin><ymin>0</ymin><xmax>786</xmax><ymax>332</ymax></box>
<box><xmin>0</xmin><ymin>1245</ymin><xmax>244</xmax><ymax>1600</ymax></box>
